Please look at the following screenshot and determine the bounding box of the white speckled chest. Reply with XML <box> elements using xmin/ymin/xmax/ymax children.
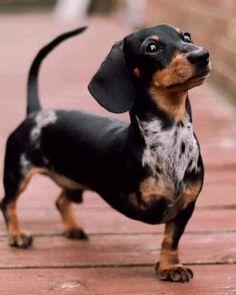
<box><xmin>138</xmin><ymin>115</ymin><xmax>200</xmax><ymax>192</ymax></box>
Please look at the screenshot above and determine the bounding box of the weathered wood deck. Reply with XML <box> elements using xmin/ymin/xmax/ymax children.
<box><xmin>0</xmin><ymin>14</ymin><xmax>235</xmax><ymax>294</ymax></box>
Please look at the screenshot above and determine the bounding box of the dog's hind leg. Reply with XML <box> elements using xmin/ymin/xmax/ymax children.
<box><xmin>55</xmin><ymin>189</ymin><xmax>88</xmax><ymax>240</ymax></box>
<box><xmin>0</xmin><ymin>167</ymin><xmax>34</xmax><ymax>248</ymax></box>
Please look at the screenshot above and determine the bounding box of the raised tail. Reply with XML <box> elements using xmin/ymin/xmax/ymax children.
<box><xmin>27</xmin><ymin>26</ymin><xmax>87</xmax><ymax>116</ymax></box>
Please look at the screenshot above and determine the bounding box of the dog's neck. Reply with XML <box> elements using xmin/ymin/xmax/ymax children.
<box><xmin>149</xmin><ymin>86</ymin><xmax>188</xmax><ymax>123</ymax></box>
<box><xmin>130</xmin><ymin>84</ymin><xmax>188</xmax><ymax>126</ymax></box>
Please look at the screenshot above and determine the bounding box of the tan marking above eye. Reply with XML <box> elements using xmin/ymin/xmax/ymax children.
<box><xmin>150</xmin><ymin>35</ymin><xmax>160</xmax><ymax>41</ymax></box>
<box><xmin>133</xmin><ymin>67</ymin><xmax>141</xmax><ymax>78</ymax></box>
<box><xmin>175</xmin><ymin>27</ymin><xmax>181</xmax><ymax>33</ymax></box>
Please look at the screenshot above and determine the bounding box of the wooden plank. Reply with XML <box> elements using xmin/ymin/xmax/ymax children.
<box><xmin>188</xmin><ymin>209</ymin><xmax>236</xmax><ymax>232</ymax></box>
<box><xmin>202</xmin><ymin>147</ymin><xmax>236</xmax><ymax>169</ymax></box>
<box><xmin>197</xmin><ymin>183</ymin><xmax>236</xmax><ymax>207</ymax></box>
<box><xmin>204</xmin><ymin>169</ymin><xmax>236</xmax><ymax>185</ymax></box>
<box><xmin>0</xmin><ymin>265</ymin><xmax>235</xmax><ymax>295</ymax></box>
<box><xmin>0</xmin><ymin>232</ymin><xmax>235</xmax><ymax>268</ymax></box>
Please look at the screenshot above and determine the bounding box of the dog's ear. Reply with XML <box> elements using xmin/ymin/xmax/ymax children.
<box><xmin>88</xmin><ymin>41</ymin><xmax>135</xmax><ymax>113</ymax></box>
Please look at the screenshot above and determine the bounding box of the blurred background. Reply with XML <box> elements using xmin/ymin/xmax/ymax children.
<box><xmin>0</xmin><ymin>0</ymin><xmax>235</xmax><ymax>101</ymax></box>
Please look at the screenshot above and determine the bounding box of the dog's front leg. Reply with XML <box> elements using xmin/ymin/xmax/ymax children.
<box><xmin>155</xmin><ymin>202</ymin><xmax>195</xmax><ymax>282</ymax></box>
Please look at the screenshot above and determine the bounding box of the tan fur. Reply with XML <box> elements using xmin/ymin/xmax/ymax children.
<box><xmin>56</xmin><ymin>191</ymin><xmax>80</xmax><ymax>230</ymax></box>
<box><xmin>175</xmin><ymin>27</ymin><xmax>181</xmax><ymax>33</ymax></box>
<box><xmin>133</xmin><ymin>67</ymin><xmax>141</xmax><ymax>78</ymax></box>
<box><xmin>139</xmin><ymin>177</ymin><xmax>201</xmax><ymax>208</ymax></box>
<box><xmin>150</xmin><ymin>54</ymin><xmax>210</xmax><ymax>121</ymax></box>
<box><xmin>6</xmin><ymin>169</ymin><xmax>46</xmax><ymax>237</ymax></box>
<box><xmin>6</xmin><ymin>200</ymin><xmax>22</xmax><ymax>236</ymax></box>
<box><xmin>139</xmin><ymin>176</ymin><xmax>171</xmax><ymax>203</ymax></box>
<box><xmin>149</xmin><ymin>54</ymin><xmax>194</xmax><ymax>121</ymax></box>
<box><xmin>157</xmin><ymin>222</ymin><xmax>193</xmax><ymax>281</ymax></box>
<box><xmin>48</xmin><ymin>171</ymin><xmax>87</xmax><ymax>190</ymax></box>
<box><xmin>150</xmin><ymin>88</ymin><xmax>187</xmax><ymax>121</ymax></box>
<box><xmin>159</xmin><ymin>223</ymin><xmax>181</xmax><ymax>269</ymax></box>
<box><xmin>150</xmin><ymin>35</ymin><xmax>160</xmax><ymax>41</ymax></box>
<box><xmin>6</xmin><ymin>168</ymin><xmax>86</xmax><ymax>239</ymax></box>
<box><xmin>5</xmin><ymin>196</ymin><xmax>31</xmax><ymax>247</ymax></box>
<box><xmin>183</xmin><ymin>182</ymin><xmax>201</xmax><ymax>208</ymax></box>
<box><xmin>20</xmin><ymin>167</ymin><xmax>87</xmax><ymax>191</ymax></box>
<box><xmin>153</xmin><ymin>54</ymin><xmax>194</xmax><ymax>88</ymax></box>
<box><xmin>18</xmin><ymin>168</ymin><xmax>45</xmax><ymax>193</ymax></box>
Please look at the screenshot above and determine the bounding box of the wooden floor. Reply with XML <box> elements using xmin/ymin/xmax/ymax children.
<box><xmin>0</xmin><ymin>14</ymin><xmax>235</xmax><ymax>294</ymax></box>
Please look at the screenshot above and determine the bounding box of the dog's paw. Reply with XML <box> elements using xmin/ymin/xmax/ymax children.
<box><xmin>155</xmin><ymin>262</ymin><xmax>193</xmax><ymax>283</ymax></box>
<box><xmin>64</xmin><ymin>228</ymin><xmax>88</xmax><ymax>240</ymax></box>
<box><xmin>9</xmin><ymin>231</ymin><xmax>33</xmax><ymax>249</ymax></box>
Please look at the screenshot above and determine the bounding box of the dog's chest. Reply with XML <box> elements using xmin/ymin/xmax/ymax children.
<box><xmin>138</xmin><ymin>116</ymin><xmax>199</xmax><ymax>191</ymax></box>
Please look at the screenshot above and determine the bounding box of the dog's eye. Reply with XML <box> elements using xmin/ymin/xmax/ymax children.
<box><xmin>145</xmin><ymin>42</ymin><xmax>159</xmax><ymax>53</ymax></box>
<box><xmin>182</xmin><ymin>33</ymin><xmax>191</xmax><ymax>43</ymax></box>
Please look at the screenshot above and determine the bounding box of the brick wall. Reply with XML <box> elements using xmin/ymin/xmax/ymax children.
<box><xmin>143</xmin><ymin>0</ymin><xmax>236</xmax><ymax>99</ymax></box>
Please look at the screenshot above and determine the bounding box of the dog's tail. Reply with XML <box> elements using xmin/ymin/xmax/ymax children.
<box><xmin>27</xmin><ymin>26</ymin><xmax>87</xmax><ymax>116</ymax></box>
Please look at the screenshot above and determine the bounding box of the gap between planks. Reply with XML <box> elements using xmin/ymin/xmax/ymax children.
<box><xmin>0</xmin><ymin>229</ymin><xmax>236</xmax><ymax>238</ymax></box>
<box><xmin>0</xmin><ymin>260</ymin><xmax>235</xmax><ymax>271</ymax></box>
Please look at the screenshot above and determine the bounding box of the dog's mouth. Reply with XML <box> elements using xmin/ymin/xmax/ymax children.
<box><xmin>188</xmin><ymin>66</ymin><xmax>211</xmax><ymax>82</ymax></box>
<box><xmin>167</xmin><ymin>64</ymin><xmax>211</xmax><ymax>90</ymax></box>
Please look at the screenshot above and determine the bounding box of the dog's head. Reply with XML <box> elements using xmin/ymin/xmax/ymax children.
<box><xmin>88</xmin><ymin>24</ymin><xmax>211</xmax><ymax>113</ymax></box>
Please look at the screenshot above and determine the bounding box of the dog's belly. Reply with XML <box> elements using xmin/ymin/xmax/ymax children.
<box><xmin>106</xmin><ymin>176</ymin><xmax>202</xmax><ymax>225</ymax></box>
<box><xmin>42</xmin><ymin>169</ymin><xmax>89</xmax><ymax>191</ymax></box>
<box><xmin>140</xmin><ymin>176</ymin><xmax>201</xmax><ymax>220</ymax></box>
<box><xmin>20</xmin><ymin>167</ymin><xmax>89</xmax><ymax>192</ymax></box>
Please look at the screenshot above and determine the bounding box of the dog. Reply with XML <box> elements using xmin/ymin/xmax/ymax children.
<box><xmin>1</xmin><ymin>24</ymin><xmax>211</xmax><ymax>282</ymax></box>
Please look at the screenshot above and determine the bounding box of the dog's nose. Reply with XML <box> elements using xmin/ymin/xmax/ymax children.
<box><xmin>186</xmin><ymin>49</ymin><xmax>209</xmax><ymax>66</ymax></box>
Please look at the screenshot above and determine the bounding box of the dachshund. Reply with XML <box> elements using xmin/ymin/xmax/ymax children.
<box><xmin>1</xmin><ymin>24</ymin><xmax>211</xmax><ymax>282</ymax></box>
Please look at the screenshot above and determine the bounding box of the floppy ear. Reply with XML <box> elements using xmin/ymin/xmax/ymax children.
<box><xmin>88</xmin><ymin>41</ymin><xmax>135</xmax><ymax>113</ymax></box>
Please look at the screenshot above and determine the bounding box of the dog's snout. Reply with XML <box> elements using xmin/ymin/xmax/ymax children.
<box><xmin>186</xmin><ymin>49</ymin><xmax>209</xmax><ymax>66</ymax></box>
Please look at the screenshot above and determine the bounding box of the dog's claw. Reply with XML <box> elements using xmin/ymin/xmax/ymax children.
<box><xmin>64</xmin><ymin>228</ymin><xmax>88</xmax><ymax>240</ymax></box>
<box><xmin>155</xmin><ymin>263</ymin><xmax>193</xmax><ymax>283</ymax></box>
<box><xmin>9</xmin><ymin>232</ymin><xmax>33</xmax><ymax>249</ymax></box>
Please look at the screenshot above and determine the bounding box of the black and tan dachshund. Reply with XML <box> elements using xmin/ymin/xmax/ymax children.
<box><xmin>1</xmin><ymin>24</ymin><xmax>211</xmax><ymax>282</ymax></box>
